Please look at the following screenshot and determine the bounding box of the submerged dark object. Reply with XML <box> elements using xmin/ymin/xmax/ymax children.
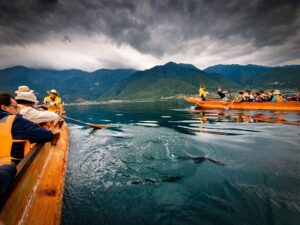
<box><xmin>131</xmin><ymin>176</ymin><xmax>183</xmax><ymax>185</ymax></box>
<box><xmin>177</xmin><ymin>156</ymin><xmax>225</xmax><ymax>165</ymax></box>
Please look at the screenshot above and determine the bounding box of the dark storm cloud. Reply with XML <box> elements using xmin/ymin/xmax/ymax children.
<box><xmin>0</xmin><ymin>0</ymin><xmax>299</xmax><ymax>56</ymax></box>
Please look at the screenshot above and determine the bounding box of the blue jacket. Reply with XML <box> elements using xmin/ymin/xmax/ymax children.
<box><xmin>0</xmin><ymin>111</ymin><xmax>54</xmax><ymax>164</ymax></box>
<box><xmin>0</xmin><ymin>164</ymin><xmax>16</xmax><ymax>196</ymax></box>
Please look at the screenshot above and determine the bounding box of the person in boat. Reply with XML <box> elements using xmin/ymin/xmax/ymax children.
<box><xmin>287</xmin><ymin>90</ymin><xmax>300</xmax><ymax>101</ymax></box>
<box><xmin>259</xmin><ymin>90</ymin><xmax>269</xmax><ymax>101</ymax></box>
<box><xmin>255</xmin><ymin>92</ymin><xmax>263</xmax><ymax>102</ymax></box>
<box><xmin>216</xmin><ymin>87</ymin><xmax>229</xmax><ymax>101</ymax></box>
<box><xmin>267</xmin><ymin>90</ymin><xmax>274</xmax><ymax>102</ymax></box>
<box><xmin>271</xmin><ymin>90</ymin><xmax>286</xmax><ymax>102</ymax></box>
<box><xmin>15</xmin><ymin>91</ymin><xmax>58</xmax><ymax>125</ymax></box>
<box><xmin>43</xmin><ymin>89</ymin><xmax>64</xmax><ymax>114</ymax></box>
<box><xmin>199</xmin><ymin>85</ymin><xmax>208</xmax><ymax>101</ymax></box>
<box><xmin>243</xmin><ymin>90</ymin><xmax>254</xmax><ymax>102</ymax></box>
<box><xmin>233</xmin><ymin>92</ymin><xmax>245</xmax><ymax>103</ymax></box>
<box><xmin>0</xmin><ymin>92</ymin><xmax>54</xmax><ymax>166</ymax></box>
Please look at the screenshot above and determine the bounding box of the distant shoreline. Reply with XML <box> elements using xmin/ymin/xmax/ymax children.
<box><xmin>64</xmin><ymin>96</ymin><xmax>184</xmax><ymax>106</ymax></box>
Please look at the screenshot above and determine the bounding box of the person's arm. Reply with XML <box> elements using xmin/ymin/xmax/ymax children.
<box><xmin>43</xmin><ymin>97</ymin><xmax>48</xmax><ymax>104</ymax></box>
<box><xmin>12</xmin><ymin>115</ymin><xmax>54</xmax><ymax>143</ymax></box>
<box><xmin>23</xmin><ymin>108</ymin><xmax>58</xmax><ymax>124</ymax></box>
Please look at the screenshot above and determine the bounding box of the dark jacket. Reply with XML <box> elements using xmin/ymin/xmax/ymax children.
<box><xmin>0</xmin><ymin>164</ymin><xmax>16</xmax><ymax>196</ymax></box>
<box><xmin>0</xmin><ymin>111</ymin><xmax>54</xmax><ymax>165</ymax></box>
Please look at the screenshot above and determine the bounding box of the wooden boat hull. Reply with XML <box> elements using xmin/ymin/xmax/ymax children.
<box><xmin>0</xmin><ymin>123</ymin><xmax>69</xmax><ymax>225</ymax></box>
<box><xmin>185</xmin><ymin>97</ymin><xmax>300</xmax><ymax>111</ymax></box>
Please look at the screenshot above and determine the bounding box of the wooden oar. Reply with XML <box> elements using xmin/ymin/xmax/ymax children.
<box><xmin>223</xmin><ymin>100</ymin><xmax>235</xmax><ymax>110</ymax></box>
<box><xmin>63</xmin><ymin>116</ymin><xmax>109</xmax><ymax>129</ymax></box>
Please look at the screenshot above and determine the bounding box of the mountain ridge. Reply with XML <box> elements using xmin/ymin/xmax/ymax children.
<box><xmin>0</xmin><ymin>62</ymin><xmax>299</xmax><ymax>102</ymax></box>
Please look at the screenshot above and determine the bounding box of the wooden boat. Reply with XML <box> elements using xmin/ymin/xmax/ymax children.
<box><xmin>0</xmin><ymin>122</ymin><xmax>69</xmax><ymax>225</ymax></box>
<box><xmin>185</xmin><ymin>97</ymin><xmax>300</xmax><ymax>111</ymax></box>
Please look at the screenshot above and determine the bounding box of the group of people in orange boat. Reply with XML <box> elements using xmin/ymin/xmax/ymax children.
<box><xmin>0</xmin><ymin>86</ymin><xmax>64</xmax><ymax>198</ymax></box>
<box><xmin>199</xmin><ymin>85</ymin><xmax>300</xmax><ymax>103</ymax></box>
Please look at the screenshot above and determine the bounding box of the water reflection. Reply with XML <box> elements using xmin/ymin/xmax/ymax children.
<box><xmin>63</xmin><ymin>101</ymin><xmax>300</xmax><ymax>225</ymax></box>
<box><xmin>189</xmin><ymin>109</ymin><xmax>300</xmax><ymax>126</ymax></box>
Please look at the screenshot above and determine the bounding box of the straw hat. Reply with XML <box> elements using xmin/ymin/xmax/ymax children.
<box><xmin>15</xmin><ymin>85</ymin><xmax>34</xmax><ymax>94</ymax></box>
<box><xmin>47</xmin><ymin>89</ymin><xmax>59</xmax><ymax>95</ymax></box>
<box><xmin>273</xmin><ymin>90</ymin><xmax>281</xmax><ymax>95</ymax></box>
<box><xmin>15</xmin><ymin>92</ymin><xmax>38</xmax><ymax>103</ymax></box>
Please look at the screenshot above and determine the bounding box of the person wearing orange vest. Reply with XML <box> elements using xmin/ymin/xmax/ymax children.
<box><xmin>0</xmin><ymin>93</ymin><xmax>54</xmax><ymax>166</ymax></box>
<box><xmin>271</xmin><ymin>90</ymin><xmax>286</xmax><ymax>102</ymax></box>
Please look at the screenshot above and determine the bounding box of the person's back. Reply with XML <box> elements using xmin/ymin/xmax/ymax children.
<box><xmin>16</xmin><ymin>92</ymin><xmax>58</xmax><ymax>124</ymax></box>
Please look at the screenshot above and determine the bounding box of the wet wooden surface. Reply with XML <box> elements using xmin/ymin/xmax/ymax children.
<box><xmin>0</xmin><ymin>123</ymin><xmax>69</xmax><ymax>225</ymax></box>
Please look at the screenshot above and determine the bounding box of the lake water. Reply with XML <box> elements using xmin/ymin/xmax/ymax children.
<box><xmin>62</xmin><ymin>100</ymin><xmax>300</xmax><ymax>225</ymax></box>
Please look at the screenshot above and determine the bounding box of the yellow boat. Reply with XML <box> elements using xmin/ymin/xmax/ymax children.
<box><xmin>185</xmin><ymin>97</ymin><xmax>300</xmax><ymax>111</ymax></box>
<box><xmin>0</xmin><ymin>123</ymin><xmax>69</xmax><ymax>225</ymax></box>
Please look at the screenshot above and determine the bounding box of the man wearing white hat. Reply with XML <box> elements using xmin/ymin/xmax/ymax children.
<box><xmin>43</xmin><ymin>89</ymin><xmax>63</xmax><ymax>114</ymax></box>
<box><xmin>16</xmin><ymin>92</ymin><xmax>58</xmax><ymax>124</ymax></box>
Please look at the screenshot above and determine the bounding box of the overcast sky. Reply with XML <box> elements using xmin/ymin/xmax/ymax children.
<box><xmin>0</xmin><ymin>0</ymin><xmax>299</xmax><ymax>71</ymax></box>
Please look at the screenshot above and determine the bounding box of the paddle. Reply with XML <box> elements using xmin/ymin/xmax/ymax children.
<box><xmin>63</xmin><ymin>116</ymin><xmax>109</xmax><ymax>129</ymax></box>
<box><xmin>225</xmin><ymin>100</ymin><xmax>235</xmax><ymax>110</ymax></box>
<box><xmin>192</xmin><ymin>98</ymin><xmax>202</xmax><ymax>109</ymax></box>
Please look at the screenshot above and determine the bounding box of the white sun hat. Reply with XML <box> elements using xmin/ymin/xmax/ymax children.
<box><xmin>15</xmin><ymin>92</ymin><xmax>39</xmax><ymax>103</ymax></box>
<box><xmin>15</xmin><ymin>85</ymin><xmax>34</xmax><ymax>94</ymax></box>
<box><xmin>47</xmin><ymin>89</ymin><xmax>59</xmax><ymax>95</ymax></box>
<box><xmin>273</xmin><ymin>90</ymin><xmax>281</xmax><ymax>95</ymax></box>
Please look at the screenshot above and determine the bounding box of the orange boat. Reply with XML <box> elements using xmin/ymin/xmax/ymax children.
<box><xmin>185</xmin><ymin>97</ymin><xmax>300</xmax><ymax>111</ymax></box>
<box><xmin>0</xmin><ymin>123</ymin><xmax>69</xmax><ymax>225</ymax></box>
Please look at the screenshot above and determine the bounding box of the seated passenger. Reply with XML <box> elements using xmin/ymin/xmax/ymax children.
<box><xmin>271</xmin><ymin>90</ymin><xmax>286</xmax><ymax>102</ymax></box>
<box><xmin>234</xmin><ymin>92</ymin><xmax>245</xmax><ymax>103</ymax></box>
<box><xmin>259</xmin><ymin>90</ymin><xmax>269</xmax><ymax>101</ymax></box>
<box><xmin>15</xmin><ymin>91</ymin><xmax>58</xmax><ymax>125</ymax></box>
<box><xmin>243</xmin><ymin>90</ymin><xmax>254</xmax><ymax>102</ymax></box>
<box><xmin>43</xmin><ymin>89</ymin><xmax>64</xmax><ymax>114</ymax></box>
<box><xmin>287</xmin><ymin>90</ymin><xmax>300</xmax><ymax>101</ymax></box>
<box><xmin>0</xmin><ymin>93</ymin><xmax>54</xmax><ymax>166</ymax></box>
<box><xmin>255</xmin><ymin>92</ymin><xmax>263</xmax><ymax>102</ymax></box>
<box><xmin>217</xmin><ymin>87</ymin><xmax>229</xmax><ymax>101</ymax></box>
<box><xmin>267</xmin><ymin>90</ymin><xmax>274</xmax><ymax>102</ymax></box>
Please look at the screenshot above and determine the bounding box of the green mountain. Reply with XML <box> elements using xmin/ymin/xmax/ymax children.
<box><xmin>102</xmin><ymin>62</ymin><xmax>241</xmax><ymax>100</ymax></box>
<box><xmin>0</xmin><ymin>66</ymin><xmax>136</xmax><ymax>102</ymax></box>
<box><xmin>204</xmin><ymin>64</ymin><xmax>300</xmax><ymax>89</ymax></box>
<box><xmin>1</xmin><ymin>62</ymin><xmax>298</xmax><ymax>102</ymax></box>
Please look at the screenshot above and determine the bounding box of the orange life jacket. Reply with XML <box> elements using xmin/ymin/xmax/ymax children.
<box><xmin>0</xmin><ymin>115</ymin><xmax>31</xmax><ymax>165</ymax></box>
<box><xmin>276</xmin><ymin>96</ymin><xmax>284</xmax><ymax>103</ymax></box>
